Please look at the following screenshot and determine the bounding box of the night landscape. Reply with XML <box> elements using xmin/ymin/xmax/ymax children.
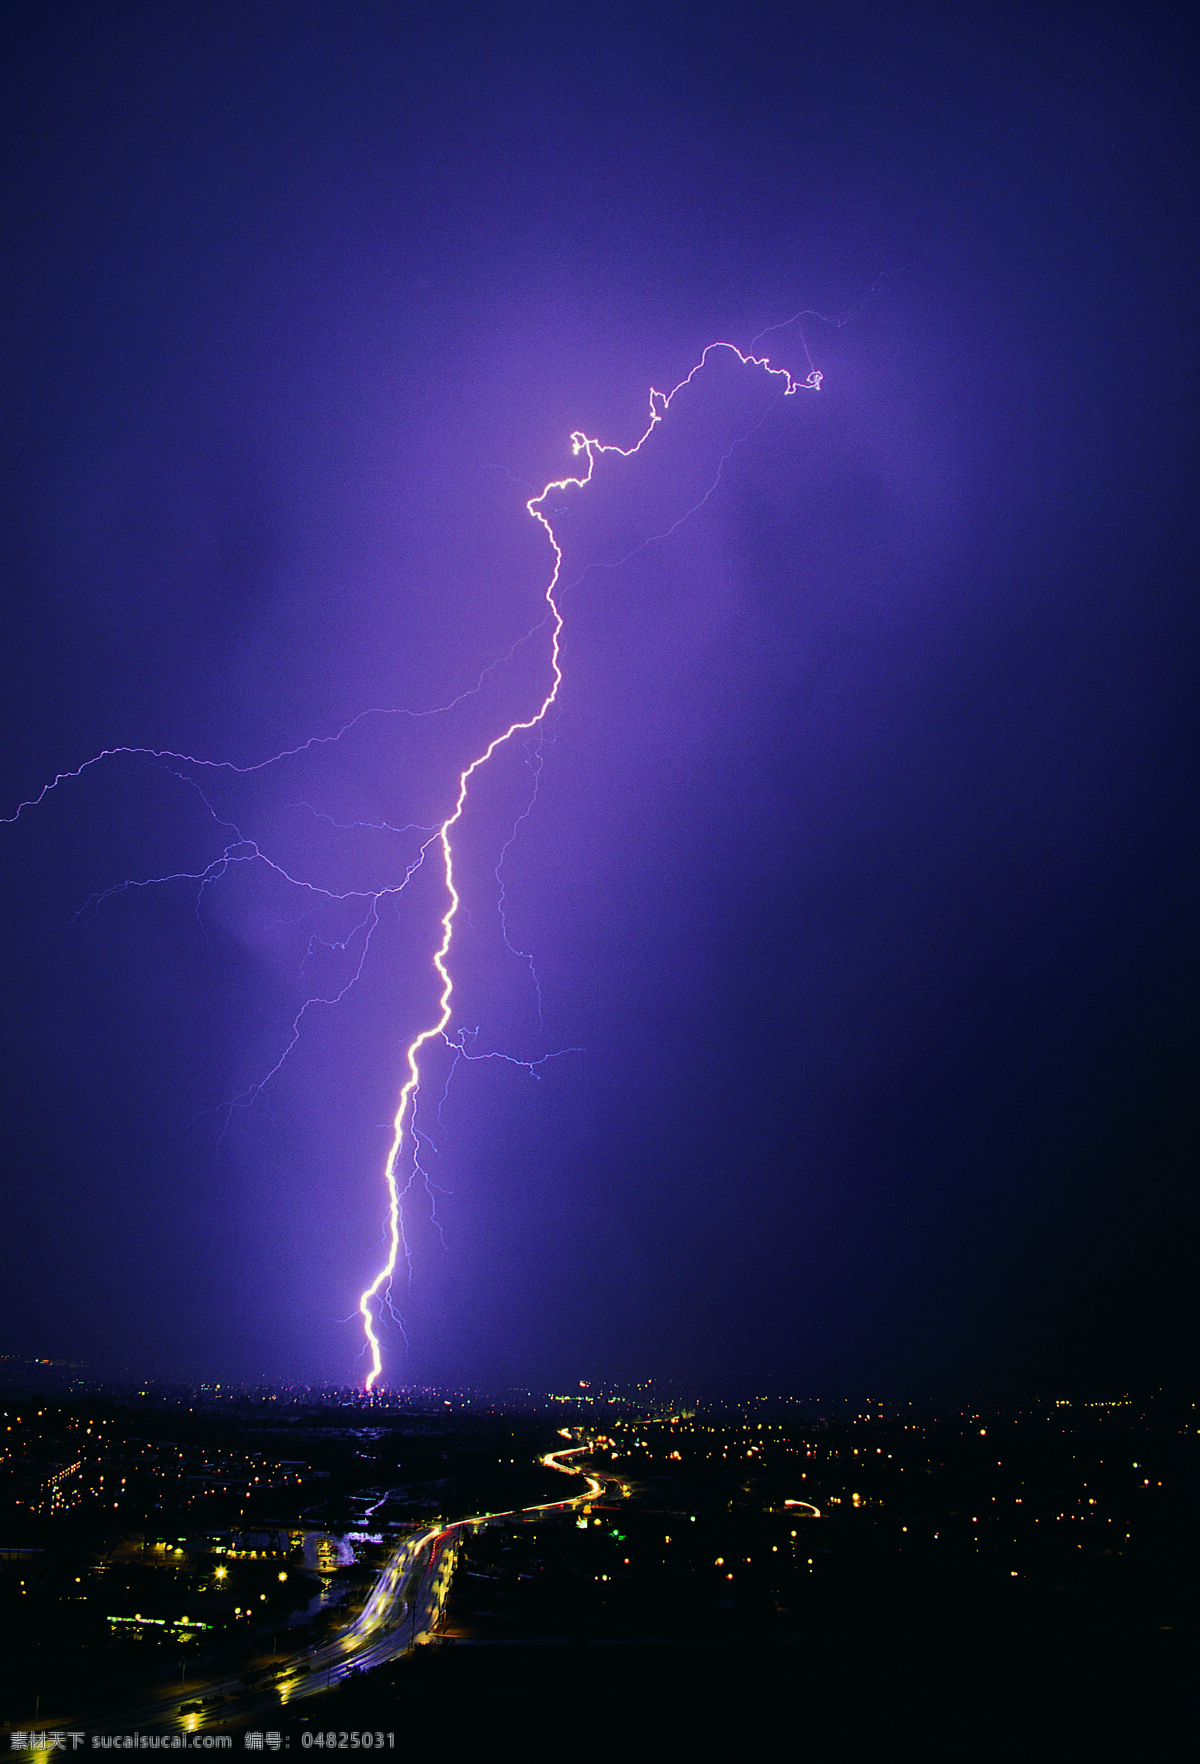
<box><xmin>2</xmin><ymin>1</ymin><xmax>1195</xmax><ymax>1746</ymax></box>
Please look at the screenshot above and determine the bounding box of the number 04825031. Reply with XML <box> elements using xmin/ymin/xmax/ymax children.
<box><xmin>300</xmin><ymin>1735</ymin><xmax>395</xmax><ymax>1749</ymax></box>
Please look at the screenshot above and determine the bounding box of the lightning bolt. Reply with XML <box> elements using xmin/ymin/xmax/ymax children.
<box><xmin>357</xmin><ymin>341</ymin><xmax>819</xmax><ymax>1390</ymax></box>
<box><xmin>4</xmin><ymin>332</ymin><xmax>819</xmax><ymax>1393</ymax></box>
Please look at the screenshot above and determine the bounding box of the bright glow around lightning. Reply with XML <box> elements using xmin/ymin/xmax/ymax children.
<box><xmin>357</xmin><ymin>342</ymin><xmax>819</xmax><ymax>1390</ymax></box>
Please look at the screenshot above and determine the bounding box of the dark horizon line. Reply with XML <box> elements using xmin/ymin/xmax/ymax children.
<box><xmin>0</xmin><ymin>1359</ymin><xmax>1179</xmax><ymax>1417</ymax></box>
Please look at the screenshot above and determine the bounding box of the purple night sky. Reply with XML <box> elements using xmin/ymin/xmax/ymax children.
<box><xmin>2</xmin><ymin>3</ymin><xmax>1195</xmax><ymax>1397</ymax></box>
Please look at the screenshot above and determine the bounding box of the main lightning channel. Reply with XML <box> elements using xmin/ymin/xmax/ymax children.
<box><xmin>358</xmin><ymin>341</ymin><xmax>818</xmax><ymax>1389</ymax></box>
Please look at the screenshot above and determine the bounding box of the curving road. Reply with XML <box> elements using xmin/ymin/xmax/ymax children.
<box><xmin>20</xmin><ymin>1442</ymin><xmax>605</xmax><ymax>1742</ymax></box>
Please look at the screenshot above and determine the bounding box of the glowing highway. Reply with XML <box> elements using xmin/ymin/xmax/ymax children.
<box><xmin>28</xmin><ymin>1445</ymin><xmax>606</xmax><ymax>1740</ymax></box>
